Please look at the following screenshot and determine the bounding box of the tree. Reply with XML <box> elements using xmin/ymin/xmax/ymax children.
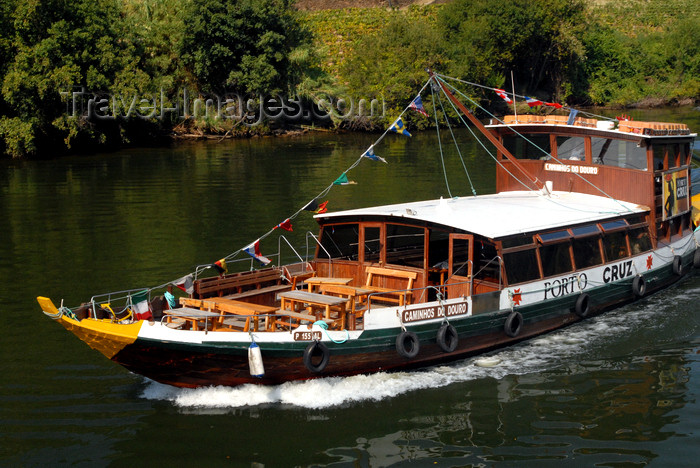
<box><xmin>180</xmin><ymin>0</ymin><xmax>308</xmax><ymax>95</ymax></box>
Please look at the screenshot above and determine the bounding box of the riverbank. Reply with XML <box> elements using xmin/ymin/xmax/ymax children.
<box><xmin>1</xmin><ymin>0</ymin><xmax>698</xmax><ymax>158</ymax></box>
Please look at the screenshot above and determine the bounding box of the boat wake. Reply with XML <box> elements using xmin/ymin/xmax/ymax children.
<box><xmin>140</xmin><ymin>287</ymin><xmax>697</xmax><ymax>410</ymax></box>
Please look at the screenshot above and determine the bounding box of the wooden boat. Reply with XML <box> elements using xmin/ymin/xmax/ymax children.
<box><xmin>38</xmin><ymin>73</ymin><xmax>700</xmax><ymax>388</ymax></box>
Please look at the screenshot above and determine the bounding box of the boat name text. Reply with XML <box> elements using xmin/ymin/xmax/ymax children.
<box><xmin>544</xmin><ymin>163</ymin><xmax>598</xmax><ymax>175</ymax></box>
<box><xmin>544</xmin><ymin>273</ymin><xmax>588</xmax><ymax>299</ymax></box>
<box><xmin>402</xmin><ymin>301</ymin><xmax>469</xmax><ymax>323</ymax></box>
<box><xmin>603</xmin><ymin>260</ymin><xmax>634</xmax><ymax>283</ymax></box>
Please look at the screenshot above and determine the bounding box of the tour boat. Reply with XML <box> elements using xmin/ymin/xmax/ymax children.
<box><xmin>38</xmin><ymin>72</ymin><xmax>700</xmax><ymax>388</ymax></box>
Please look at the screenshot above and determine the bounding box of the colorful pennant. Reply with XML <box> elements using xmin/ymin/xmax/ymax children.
<box><xmin>525</xmin><ymin>96</ymin><xmax>543</xmax><ymax>108</ymax></box>
<box><xmin>213</xmin><ymin>258</ymin><xmax>228</xmax><ymax>275</ymax></box>
<box><xmin>274</xmin><ymin>218</ymin><xmax>293</xmax><ymax>231</ymax></box>
<box><xmin>494</xmin><ymin>88</ymin><xmax>512</xmax><ymax>103</ymax></box>
<box><xmin>389</xmin><ymin>117</ymin><xmax>411</xmax><ymax>137</ymax></box>
<box><xmin>363</xmin><ymin>146</ymin><xmax>387</xmax><ymax>163</ymax></box>
<box><xmin>409</xmin><ymin>96</ymin><xmax>429</xmax><ymax>117</ymax></box>
<box><xmin>172</xmin><ymin>274</ymin><xmax>194</xmax><ymax>295</ymax></box>
<box><xmin>333</xmin><ymin>173</ymin><xmax>356</xmax><ymax>185</ymax></box>
<box><xmin>243</xmin><ymin>240</ymin><xmax>271</xmax><ymax>265</ymax></box>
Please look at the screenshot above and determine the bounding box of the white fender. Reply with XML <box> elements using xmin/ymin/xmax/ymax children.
<box><xmin>248</xmin><ymin>341</ymin><xmax>265</xmax><ymax>378</ymax></box>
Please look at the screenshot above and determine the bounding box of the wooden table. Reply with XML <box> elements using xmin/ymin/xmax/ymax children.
<box><xmin>179</xmin><ymin>297</ymin><xmax>277</xmax><ymax>331</ymax></box>
<box><xmin>318</xmin><ymin>284</ymin><xmax>374</xmax><ymax>330</ymax></box>
<box><xmin>163</xmin><ymin>307</ymin><xmax>221</xmax><ymax>331</ymax></box>
<box><xmin>304</xmin><ymin>277</ymin><xmax>353</xmax><ymax>292</ymax></box>
<box><xmin>278</xmin><ymin>290</ymin><xmax>349</xmax><ymax>328</ymax></box>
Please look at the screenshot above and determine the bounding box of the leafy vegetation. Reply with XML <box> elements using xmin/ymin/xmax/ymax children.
<box><xmin>0</xmin><ymin>0</ymin><xmax>698</xmax><ymax>158</ymax></box>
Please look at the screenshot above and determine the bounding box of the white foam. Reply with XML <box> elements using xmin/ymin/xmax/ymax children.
<box><xmin>140</xmin><ymin>284</ymin><xmax>699</xmax><ymax>409</ymax></box>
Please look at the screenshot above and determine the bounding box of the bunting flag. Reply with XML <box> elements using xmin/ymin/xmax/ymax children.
<box><xmin>243</xmin><ymin>240</ymin><xmax>271</xmax><ymax>265</ymax></box>
<box><xmin>363</xmin><ymin>146</ymin><xmax>387</xmax><ymax>163</ymax></box>
<box><xmin>525</xmin><ymin>96</ymin><xmax>543</xmax><ymax>108</ymax></box>
<box><xmin>132</xmin><ymin>290</ymin><xmax>152</xmax><ymax>321</ymax></box>
<box><xmin>494</xmin><ymin>88</ymin><xmax>512</xmax><ymax>103</ymax></box>
<box><xmin>616</xmin><ymin>114</ymin><xmax>632</xmax><ymax>121</ymax></box>
<box><xmin>315</xmin><ymin>200</ymin><xmax>328</xmax><ymax>214</ymax></box>
<box><xmin>274</xmin><ymin>218</ymin><xmax>293</xmax><ymax>231</ymax></box>
<box><xmin>409</xmin><ymin>96</ymin><xmax>429</xmax><ymax>117</ymax></box>
<box><xmin>213</xmin><ymin>258</ymin><xmax>227</xmax><ymax>275</ymax></box>
<box><xmin>333</xmin><ymin>173</ymin><xmax>356</xmax><ymax>185</ymax></box>
<box><xmin>566</xmin><ymin>109</ymin><xmax>579</xmax><ymax>126</ymax></box>
<box><xmin>389</xmin><ymin>117</ymin><xmax>411</xmax><ymax>137</ymax></box>
<box><xmin>303</xmin><ymin>198</ymin><xmax>328</xmax><ymax>213</ymax></box>
<box><xmin>172</xmin><ymin>274</ymin><xmax>194</xmax><ymax>295</ymax></box>
<box><xmin>544</xmin><ymin>102</ymin><xmax>563</xmax><ymax>109</ymax></box>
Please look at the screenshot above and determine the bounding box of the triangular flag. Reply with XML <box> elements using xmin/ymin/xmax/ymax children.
<box><xmin>545</xmin><ymin>102</ymin><xmax>563</xmax><ymax>109</ymax></box>
<box><xmin>333</xmin><ymin>173</ymin><xmax>356</xmax><ymax>185</ymax></box>
<box><xmin>566</xmin><ymin>109</ymin><xmax>579</xmax><ymax>126</ymax></box>
<box><xmin>363</xmin><ymin>146</ymin><xmax>387</xmax><ymax>163</ymax></box>
<box><xmin>525</xmin><ymin>96</ymin><xmax>543</xmax><ymax>108</ymax></box>
<box><xmin>494</xmin><ymin>88</ymin><xmax>512</xmax><ymax>103</ymax></box>
<box><xmin>213</xmin><ymin>258</ymin><xmax>227</xmax><ymax>275</ymax></box>
<box><xmin>409</xmin><ymin>96</ymin><xmax>429</xmax><ymax>117</ymax></box>
<box><xmin>389</xmin><ymin>117</ymin><xmax>411</xmax><ymax>137</ymax></box>
<box><xmin>274</xmin><ymin>218</ymin><xmax>293</xmax><ymax>231</ymax></box>
<box><xmin>172</xmin><ymin>274</ymin><xmax>194</xmax><ymax>295</ymax></box>
<box><xmin>243</xmin><ymin>240</ymin><xmax>271</xmax><ymax>265</ymax></box>
<box><xmin>315</xmin><ymin>200</ymin><xmax>328</xmax><ymax>214</ymax></box>
<box><xmin>303</xmin><ymin>199</ymin><xmax>319</xmax><ymax>211</ymax></box>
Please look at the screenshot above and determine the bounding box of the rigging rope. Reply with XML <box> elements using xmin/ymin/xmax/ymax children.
<box><xmin>430</xmin><ymin>81</ymin><xmax>452</xmax><ymax>197</ymax></box>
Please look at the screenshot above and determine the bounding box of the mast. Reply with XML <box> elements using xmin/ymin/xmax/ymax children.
<box><xmin>429</xmin><ymin>71</ymin><xmax>547</xmax><ymax>192</ymax></box>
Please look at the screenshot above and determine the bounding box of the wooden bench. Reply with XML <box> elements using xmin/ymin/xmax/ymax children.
<box><xmin>267</xmin><ymin>310</ymin><xmax>334</xmax><ymax>331</ymax></box>
<box><xmin>193</xmin><ymin>267</ymin><xmax>289</xmax><ymax>302</ymax></box>
<box><xmin>318</xmin><ymin>284</ymin><xmax>374</xmax><ymax>330</ymax></box>
<box><xmin>364</xmin><ymin>266</ymin><xmax>418</xmax><ymax>306</ymax></box>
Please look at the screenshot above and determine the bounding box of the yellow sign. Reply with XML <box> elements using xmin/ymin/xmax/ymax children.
<box><xmin>662</xmin><ymin>169</ymin><xmax>689</xmax><ymax>220</ymax></box>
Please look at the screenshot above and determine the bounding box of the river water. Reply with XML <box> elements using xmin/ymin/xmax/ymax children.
<box><xmin>1</xmin><ymin>107</ymin><xmax>699</xmax><ymax>467</ymax></box>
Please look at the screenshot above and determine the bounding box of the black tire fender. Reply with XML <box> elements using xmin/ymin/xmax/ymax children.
<box><xmin>672</xmin><ymin>255</ymin><xmax>684</xmax><ymax>276</ymax></box>
<box><xmin>632</xmin><ymin>274</ymin><xmax>646</xmax><ymax>298</ymax></box>
<box><xmin>574</xmin><ymin>293</ymin><xmax>590</xmax><ymax>318</ymax></box>
<box><xmin>396</xmin><ymin>331</ymin><xmax>420</xmax><ymax>359</ymax></box>
<box><xmin>303</xmin><ymin>341</ymin><xmax>330</xmax><ymax>373</ymax></box>
<box><xmin>436</xmin><ymin>323</ymin><xmax>458</xmax><ymax>353</ymax></box>
<box><xmin>504</xmin><ymin>311</ymin><xmax>523</xmax><ymax>338</ymax></box>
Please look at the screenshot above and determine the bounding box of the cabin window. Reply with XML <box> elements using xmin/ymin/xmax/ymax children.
<box><xmin>451</xmin><ymin>237</ymin><xmax>470</xmax><ymax>277</ymax></box>
<box><xmin>603</xmin><ymin>231</ymin><xmax>629</xmax><ymax>261</ymax></box>
<box><xmin>386</xmin><ymin>224</ymin><xmax>425</xmax><ymax>268</ymax></box>
<box><xmin>473</xmin><ymin>240</ymin><xmax>499</xmax><ymax>283</ymax></box>
<box><xmin>592</xmin><ymin>138</ymin><xmax>647</xmax><ymax>170</ymax></box>
<box><xmin>628</xmin><ymin>227</ymin><xmax>652</xmax><ymax>255</ymax></box>
<box><xmin>571</xmin><ymin>224</ymin><xmax>600</xmax><ymax>236</ymax></box>
<box><xmin>572</xmin><ymin>237</ymin><xmax>603</xmax><ymax>269</ymax></box>
<box><xmin>681</xmin><ymin>143</ymin><xmax>690</xmax><ymax>166</ymax></box>
<box><xmin>600</xmin><ymin>219</ymin><xmax>627</xmax><ymax>231</ymax></box>
<box><xmin>503</xmin><ymin>249</ymin><xmax>540</xmax><ymax>284</ymax></box>
<box><xmin>539</xmin><ymin>242</ymin><xmax>573</xmax><ymax>277</ymax></box>
<box><xmin>652</xmin><ymin>144</ymin><xmax>666</xmax><ymax>171</ymax></box>
<box><xmin>669</xmin><ymin>144</ymin><xmax>680</xmax><ymax>169</ymax></box>
<box><xmin>556</xmin><ymin>136</ymin><xmax>586</xmax><ymax>161</ymax></box>
<box><xmin>319</xmin><ymin>224</ymin><xmax>358</xmax><ymax>260</ymax></box>
<box><xmin>501</xmin><ymin>234</ymin><xmax>534</xmax><ymax>249</ymax></box>
<box><xmin>503</xmin><ymin>134</ymin><xmax>552</xmax><ymax>160</ymax></box>
<box><xmin>538</xmin><ymin>230</ymin><xmax>570</xmax><ymax>243</ymax></box>
<box><xmin>428</xmin><ymin>229</ymin><xmax>450</xmax><ymax>269</ymax></box>
<box><xmin>363</xmin><ymin>226</ymin><xmax>381</xmax><ymax>263</ymax></box>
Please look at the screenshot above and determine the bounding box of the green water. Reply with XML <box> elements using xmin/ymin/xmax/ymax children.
<box><xmin>1</xmin><ymin>108</ymin><xmax>699</xmax><ymax>467</ymax></box>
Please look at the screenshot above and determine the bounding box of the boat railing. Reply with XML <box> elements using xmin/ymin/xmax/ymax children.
<box><xmin>471</xmin><ymin>255</ymin><xmax>503</xmax><ymax>291</ymax></box>
<box><xmin>305</xmin><ymin>231</ymin><xmax>333</xmax><ymax>275</ymax></box>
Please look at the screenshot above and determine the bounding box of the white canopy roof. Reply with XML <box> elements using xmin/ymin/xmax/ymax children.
<box><xmin>317</xmin><ymin>191</ymin><xmax>647</xmax><ymax>239</ymax></box>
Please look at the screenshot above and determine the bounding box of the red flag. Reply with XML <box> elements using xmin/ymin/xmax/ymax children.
<box><xmin>275</xmin><ymin>218</ymin><xmax>293</xmax><ymax>231</ymax></box>
<box><xmin>315</xmin><ymin>201</ymin><xmax>328</xmax><ymax>214</ymax></box>
<box><xmin>545</xmin><ymin>102</ymin><xmax>563</xmax><ymax>109</ymax></box>
<box><xmin>494</xmin><ymin>88</ymin><xmax>512</xmax><ymax>103</ymax></box>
